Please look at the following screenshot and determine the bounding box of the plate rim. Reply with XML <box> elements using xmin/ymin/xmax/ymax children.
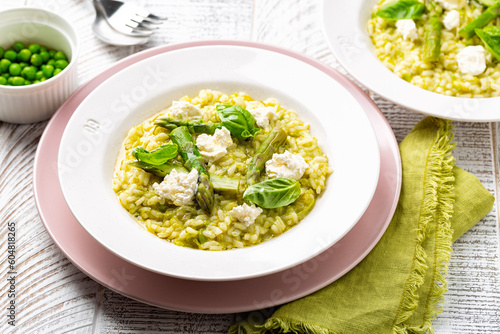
<box><xmin>33</xmin><ymin>40</ymin><xmax>401</xmax><ymax>313</ymax></box>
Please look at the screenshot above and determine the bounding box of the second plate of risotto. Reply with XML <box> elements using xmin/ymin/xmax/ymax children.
<box><xmin>323</xmin><ymin>0</ymin><xmax>500</xmax><ymax>121</ymax></box>
<box><xmin>58</xmin><ymin>43</ymin><xmax>380</xmax><ymax>280</ymax></box>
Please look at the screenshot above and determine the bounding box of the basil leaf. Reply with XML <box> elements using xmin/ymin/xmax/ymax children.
<box><xmin>216</xmin><ymin>104</ymin><xmax>261</xmax><ymax>140</ymax></box>
<box><xmin>130</xmin><ymin>161</ymin><xmax>187</xmax><ymax>178</ymax></box>
<box><xmin>476</xmin><ymin>26</ymin><xmax>500</xmax><ymax>61</ymax></box>
<box><xmin>132</xmin><ymin>144</ymin><xmax>178</xmax><ymax>166</ymax></box>
<box><xmin>376</xmin><ymin>0</ymin><xmax>425</xmax><ymax>20</ymax></box>
<box><xmin>243</xmin><ymin>178</ymin><xmax>301</xmax><ymax>209</ymax></box>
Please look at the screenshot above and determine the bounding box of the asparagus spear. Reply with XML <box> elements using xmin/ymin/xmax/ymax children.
<box><xmin>131</xmin><ymin>161</ymin><xmax>239</xmax><ymax>192</ymax></box>
<box><xmin>423</xmin><ymin>2</ymin><xmax>442</xmax><ymax>62</ymax></box>
<box><xmin>169</xmin><ymin>126</ymin><xmax>215</xmax><ymax>213</ymax></box>
<box><xmin>156</xmin><ymin>117</ymin><xmax>223</xmax><ymax>135</ymax></box>
<box><xmin>424</xmin><ymin>15</ymin><xmax>442</xmax><ymax>61</ymax></box>
<box><xmin>459</xmin><ymin>3</ymin><xmax>500</xmax><ymax>39</ymax></box>
<box><xmin>210</xmin><ymin>175</ymin><xmax>239</xmax><ymax>193</ymax></box>
<box><xmin>245</xmin><ymin>128</ymin><xmax>287</xmax><ymax>187</ymax></box>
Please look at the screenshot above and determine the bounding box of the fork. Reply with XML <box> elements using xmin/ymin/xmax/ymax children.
<box><xmin>93</xmin><ymin>0</ymin><xmax>167</xmax><ymax>37</ymax></box>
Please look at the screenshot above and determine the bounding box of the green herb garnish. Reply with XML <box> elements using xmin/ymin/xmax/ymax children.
<box><xmin>132</xmin><ymin>144</ymin><xmax>178</xmax><ymax>166</ymax></box>
<box><xmin>216</xmin><ymin>104</ymin><xmax>261</xmax><ymax>140</ymax></box>
<box><xmin>376</xmin><ymin>0</ymin><xmax>425</xmax><ymax>20</ymax></box>
<box><xmin>475</xmin><ymin>26</ymin><xmax>500</xmax><ymax>61</ymax></box>
<box><xmin>243</xmin><ymin>178</ymin><xmax>301</xmax><ymax>209</ymax></box>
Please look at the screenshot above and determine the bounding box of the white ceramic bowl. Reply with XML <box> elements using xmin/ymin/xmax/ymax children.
<box><xmin>0</xmin><ymin>7</ymin><xmax>79</xmax><ymax>124</ymax></box>
<box><xmin>322</xmin><ymin>0</ymin><xmax>500</xmax><ymax>122</ymax></box>
<box><xmin>58</xmin><ymin>44</ymin><xmax>380</xmax><ymax>281</ymax></box>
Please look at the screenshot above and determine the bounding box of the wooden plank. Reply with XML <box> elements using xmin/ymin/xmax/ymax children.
<box><xmin>92</xmin><ymin>287</ymin><xmax>235</xmax><ymax>333</ymax></box>
<box><xmin>136</xmin><ymin>0</ymin><xmax>253</xmax><ymax>49</ymax></box>
<box><xmin>0</xmin><ymin>121</ymin><xmax>100</xmax><ymax>334</ymax></box>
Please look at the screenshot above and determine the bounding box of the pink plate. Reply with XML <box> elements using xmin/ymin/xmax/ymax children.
<box><xmin>33</xmin><ymin>41</ymin><xmax>401</xmax><ymax>313</ymax></box>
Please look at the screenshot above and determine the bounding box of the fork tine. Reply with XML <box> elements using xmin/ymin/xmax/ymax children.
<box><xmin>134</xmin><ymin>7</ymin><xmax>168</xmax><ymax>22</ymax></box>
<box><xmin>123</xmin><ymin>25</ymin><xmax>154</xmax><ymax>37</ymax></box>
<box><xmin>146</xmin><ymin>13</ymin><xmax>168</xmax><ymax>21</ymax></box>
<box><xmin>130</xmin><ymin>20</ymin><xmax>160</xmax><ymax>31</ymax></box>
<box><xmin>132</xmin><ymin>14</ymin><xmax>163</xmax><ymax>26</ymax></box>
<box><xmin>138</xmin><ymin>17</ymin><xmax>164</xmax><ymax>25</ymax></box>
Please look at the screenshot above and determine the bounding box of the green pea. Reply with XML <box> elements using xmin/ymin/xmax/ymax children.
<box><xmin>53</xmin><ymin>51</ymin><xmax>67</xmax><ymax>60</ymax></box>
<box><xmin>24</xmin><ymin>80</ymin><xmax>32</xmax><ymax>85</ymax></box>
<box><xmin>0</xmin><ymin>47</ymin><xmax>4</xmax><ymax>59</ymax></box>
<box><xmin>12</xmin><ymin>42</ymin><xmax>26</xmax><ymax>52</ymax></box>
<box><xmin>19</xmin><ymin>62</ymin><xmax>28</xmax><ymax>69</ymax></box>
<box><xmin>9</xmin><ymin>63</ymin><xmax>21</xmax><ymax>76</ymax></box>
<box><xmin>40</xmin><ymin>46</ymin><xmax>48</xmax><ymax>53</ymax></box>
<box><xmin>53</xmin><ymin>68</ymin><xmax>62</xmax><ymax>76</ymax></box>
<box><xmin>28</xmin><ymin>44</ymin><xmax>40</xmax><ymax>54</ymax></box>
<box><xmin>42</xmin><ymin>65</ymin><xmax>54</xmax><ymax>78</ymax></box>
<box><xmin>33</xmin><ymin>79</ymin><xmax>40</xmax><ymax>84</ymax></box>
<box><xmin>0</xmin><ymin>76</ymin><xmax>6</xmax><ymax>85</ymax></box>
<box><xmin>4</xmin><ymin>50</ymin><xmax>17</xmax><ymax>62</ymax></box>
<box><xmin>7</xmin><ymin>77</ymin><xmax>14</xmax><ymax>85</ymax></box>
<box><xmin>35</xmin><ymin>70</ymin><xmax>44</xmax><ymax>80</ymax></box>
<box><xmin>40</xmin><ymin>51</ymin><xmax>50</xmax><ymax>62</ymax></box>
<box><xmin>54</xmin><ymin>59</ymin><xmax>68</xmax><ymax>70</ymax></box>
<box><xmin>1</xmin><ymin>73</ymin><xmax>9</xmax><ymax>79</ymax></box>
<box><xmin>21</xmin><ymin>66</ymin><xmax>36</xmax><ymax>80</ymax></box>
<box><xmin>0</xmin><ymin>59</ymin><xmax>11</xmax><ymax>73</ymax></box>
<box><xmin>47</xmin><ymin>59</ymin><xmax>56</xmax><ymax>66</ymax></box>
<box><xmin>12</xmin><ymin>76</ymin><xmax>25</xmax><ymax>86</ymax></box>
<box><xmin>17</xmin><ymin>49</ymin><xmax>32</xmax><ymax>62</ymax></box>
<box><xmin>30</xmin><ymin>53</ymin><xmax>43</xmax><ymax>66</ymax></box>
<box><xmin>48</xmin><ymin>50</ymin><xmax>56</xmax><ymax>58</ymax></box>
<box><xmin>40</xmin><ymin>77</ymin><xmax>47</xmax><ymax>82</ymax></box>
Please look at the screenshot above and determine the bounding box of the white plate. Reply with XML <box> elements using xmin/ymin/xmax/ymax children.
<box><xmin>322</xmin><ymin>0</ymin><xmax>500</xmax><ymax>122</ymax></box>
<box><xmin>58</xmin><ymin>44</ymin><xmax>380</xmax><ymax>281</ymax></box>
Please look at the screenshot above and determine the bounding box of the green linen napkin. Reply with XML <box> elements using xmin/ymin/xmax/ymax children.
<box><xmin>229</xmin><ymin>117</ymin><xmax>495</xmax><ymax>334</ymax></box>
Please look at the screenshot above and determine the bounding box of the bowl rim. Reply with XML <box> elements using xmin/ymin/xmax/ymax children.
<box><xmin>321</xmin><ymin>0</ymin><xmax>500</xmax><ymax>122</ymax></box>
<box><xmin>0</xmin><ymin>6</ymin><xmax>79</xmax><ymax>91</ymax></box>
<box><xmin>57</xmin><ymin>42</ymin><xmax>381</xmax><ymax>281</ymax></box>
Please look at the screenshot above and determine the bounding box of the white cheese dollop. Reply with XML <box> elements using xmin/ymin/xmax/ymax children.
<box><xmin>196</xmin><ymin>127</ymin><xmax>233</xmax><ymax>163</ymax></box>
<box><xmin>436</xmin><ymin>0</ymin><xmax>466</xmax><ymax>10</ymax></box>
<box><xmin>247</xmin><ymin>106</ymin><xmax>277</xmax><ymax>128</ymax></box>
<box><xmin>443</xmin><ymin>10</ymin><xmax>460</xmax><ymax>30</ymax></box>
<box><xmin>265</xmin><ymin>151</ymin><xmax>308</xmax><ymax>180</ymax></box>
<box><xmin>230</xmin><ymin>203</ymin><xmax>263</xmax><ymax>227</ymax></box>
<box><xmin>153</xmin><ymin>169</ymin><xmax>199</xmax><ymax>206</ymax></box>
<box><xmin>457</xmin><ymin>46</ymin><xmax>486</xmax><ymax>76</ymax></box>
<box><xmin>167</xmin><ymin>100</ymin><xmax>202</xmax><ymax>118</ymax></box>
<box><xmin>396</xmin><ymin>19</ymin><xmax>418</xmax><ymax>41</ymax></box>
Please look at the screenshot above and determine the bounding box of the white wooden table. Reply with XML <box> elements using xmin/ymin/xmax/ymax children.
<box><xmin>0</xmin><ymin>1</ymin><xmax>499</xmax><ymax>333</ymax></box>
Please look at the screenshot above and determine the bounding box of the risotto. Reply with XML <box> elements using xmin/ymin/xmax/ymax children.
<box><xmin>368</xmin><ymin>0</ymin><xmax>500</xmax><ymax>98</ymax></box>
<box><xmin>112</xmin><ymin>89</ymin><xmax>332</xmax><ymax>251</ymax></box>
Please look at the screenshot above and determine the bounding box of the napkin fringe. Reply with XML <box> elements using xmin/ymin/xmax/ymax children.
<box><xmin>263</xmin><ymin>318</ymin><xmax>338</xmax><ymax>334</ymax></box>
<box><xmin>228</xmin><ymin>317</ymin><xmax>338</xmax><ymax>334</ymax></box>
<box><xmin>392</xmin><ymin>118</ymin><xmax>455</xmax><ymax>334</ymax></box>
